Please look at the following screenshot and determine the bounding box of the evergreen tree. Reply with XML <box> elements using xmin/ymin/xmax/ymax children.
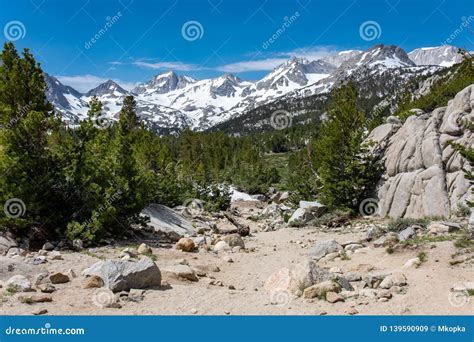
<box><xmin>312</xmin><ymin>81</ymin><xmax>381</xmax><ymax>211</ymax></box>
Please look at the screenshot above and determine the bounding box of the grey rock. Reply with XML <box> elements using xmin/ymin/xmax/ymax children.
<box><xmin>299</xmin><ymin>201</ymin><xmax>327</xmax><ymax>216</ymax></box>
<box><xmin>6</xmin><ymin>275</ymin><xmax>32</xmax><ymax>292</ymax></box>
<box><xmin>140</xmin><ymin>204</ymin><xmax>196</xmax><ymax>241</ymax></box>
<box><xmin>366</xmin><ymin>225</ymin><xmax>384</xmax><ymax>240</ymax></box>
<box><xmin>309</xmin><ymin>240</ymin><xmax>343</xmax><ymax>261</ymax></box>
<box><xmin>83</xmin><ymin>257</ymin><xmax>161</xmax><ymax>292</ymax></box>
<box><xmin>287</xmin><ymin>208</ymin><xmax>309</xmax><ymax>227</ymax></box>
<box><xmin>162</xmin><ymin>264</ymin><xmax>198</xmax><ymax>281</ymax></box>
<box><xmin>0</xmin><ymin>235</ymin><xmax>17</xmax><ymax>255</ymax></box>
<box><xmin>438</xmin><ymin>221</ymin><xmax>461</xmax><ymax>232</ymax></box>
<box><xmin>220</xmin><ymin>234</ymin><xmax>245</xmax><ymax>249</ymax></box>
<box><xmin>42</xmin><ymin>242</ymin><xmax>55</xmax><ymax>251</ymax></box>
<box><xmin>398</xmin><ymin>227</ymin><xmax>416</xmax><ymax>241</ymax></box>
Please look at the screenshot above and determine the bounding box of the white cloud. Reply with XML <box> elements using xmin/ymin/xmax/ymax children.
<box><xmin>56</xmin><ymin>74</ymin><xmax>138</xmax><ymax>92</ymax></box>
<box><xmin>133</xmin><ymin>61</ymin><xmax>200</xmax><ymax>71</ymax></box>
<box><xmin>216</xmin><ymin>58</ymin><xmax>288</xmax><ymax>73</ymax></box>
<box><xmin>215</xmin><ymin>46</ymin><xmax>339</xmax><ymax>73</ymax></box>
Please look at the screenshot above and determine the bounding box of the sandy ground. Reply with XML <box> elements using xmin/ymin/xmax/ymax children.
<box><xmin>0</xmin><ymin>204</ymin><xmax>473</xmax><ymax>316</ymax></box>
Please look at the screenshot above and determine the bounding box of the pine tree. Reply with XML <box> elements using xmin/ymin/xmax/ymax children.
<box><xmin>313</xmin><ymin>81</ymin><xmax>381</xmax><ymax>211</ymax></box>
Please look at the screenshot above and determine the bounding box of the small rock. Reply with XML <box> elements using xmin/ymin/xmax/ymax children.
<box><xmin>49</xmin><ymin>251</ymin><xmax>63</xmax><ymax>260</ymax></box>
<box><xmin>222</xmin><ymin>255</ymin><xmax>233</xmax><ymax>263</ymax></box>
<box><xmin>309</xmin><ymin>240</ymin><xmax>343</xmax><ymax>261</ymax></box>
<box><xmin>33</xmin><ymin>272</ymin><xmax>50</xmax><ymax>286</ymax></box>
<box><xmin>42</xmin><ymin>242</ymin><xmax>55</xmax><ymax>251</ymax></box>
<box><xmin>366</xmin><ymin>225</ymin><xmax>384</xmax><ymax>241</ymax></box>
<box><xmin>379</xmin><ymin>272</ymin><xmax>407</xmax><ymax>289</ymax></box>
<box><xmin>220</xmin><ymin>234</ymin><xmax>245</xmax><ymax>249</ymax></box>
<box><xmin>345</xmin><ymin>272</ymin><xmax>362</xmax><ymax>282</ymax></box>
<box><xmin>49</xmin><ymin>272</ymin><xmax>70</xmax><ymax>284</ymax></box>
<box><xmin>163</xmin><ymin>265</ymin><xmax>198</xmax><ymax>281</ymax></box>
<box><xmin>403</xmin><ymin>257</ymin><xmax>421</xmax><ymax>268</ymax></box>
<box><xmin>137</xmin><ymin>243</ymin><xmax>152</xmax><ymax>255</ymax></box>
<box><xmin>303</xmin><ymin>281</ymin><xmax>341</xmax><ymax>299</ymax></box>
<box><xmin>38</xmin><ymin>284</ymin><xmax>56</xmax><ymax>293</ymax></box>
<box><xmin>7</xmin><ymin>247</ymin><xmax>25</xmax><ymax>258</ymax></box>
<box><xmin>326</xmin><ymin>291</ymin><xmax>344</xmax><ymax>303</ymax></box>
<box><xmin>176</xmin><ymin>238</ymin><xmax>195</xmax><ymax>252</ymax></box>
<box><xmin>73</xmin><ymin>239</ymin><xmax>84</xmax><ymax>250</ymax></box>
<box><xmin>190</xmin><ymin>308</ymin><xmax>198</xmax><ymax>314</ymax></box>
<box><xmin>398</xmin><ymin>227</ymin><xmax>416</xmax><ymax>241</ymax></box>
<box><xmin>6</xmin><ymin>275</ymin><xmax>32</xmax><ymax>292</ymax></box>
<box><xmin>344</xmin><ymin>243</ymin><xmax>364</xmax><ymax>252</ymax></box>
<box><xmin>32</xmin><ymin>308</ymin><xmax>48</xmax><ymax>315</ymax></box>
<box><xmin>120</xmin><ymin>248</ymin><xmax>138</xmax><ymax>258</ymax></box>
<box><xmin>329</xmin><ymin>267</ymin><xmax>343</xmax><ymax>274</ymax></box>
<box><xmin>30</xmin><ymin>294</ymin><xmax>53</xmax><ymax>303</ymax></box>
<box><xmin>377</xmin><ymin>290</ymin><xmax>392</xmax><ymax>299</ymax></box>
<box><xmin>83</xmin><ymin>275</ymin><xmax>104</xmax><ymax>288</ymax></box>
<box><xmin>32</xmin><ymin>256</ymin><xmax>47</xmax><ymax>265</ymax></box>
<box><xmin>346</xmin><ymin>307</ymin><xmax>358</xmax><ymax>315</ymax></box>
<box><xmin>213</xmin><ymin>240</ymin><xmax>231</xmax><ymax>252</ymax></box>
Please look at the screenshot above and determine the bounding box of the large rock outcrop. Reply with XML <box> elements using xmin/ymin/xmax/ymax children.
<box><xmin>368</xmin><ymin>84</ymin><xmax>473</xmax><ymax>218</ymax></box>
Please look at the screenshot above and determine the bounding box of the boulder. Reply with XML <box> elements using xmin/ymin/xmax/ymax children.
<box><xmin>299</xmin><ymin>201</ymin><xmax>327</xmax><ymax>216</ymax></box>
<box><xmin>264</xmin><ymin>260</ymin><xmax>343</xmax><ymax>297</ymax></box>
<box><xmin>220</xmin><ymin>234</ymin><xmax>245</xmax><ymax>249</ymax></box>
<box><xmin>213</xmin><ymin>241</ymin><xmax>231</xmax><ymax>252</ymax></box>
<box><xmin>368</xmin><ymin>85</ymin><xmax>474</xmax><ymax>219</ymax></box>
<box><xmin>141</xmin><ymin>204</ymin><xmax>196</xmax><ymax>241</ymax></box>
<box><xmin>49</xmin><ymin>272</ymin><xmax>70</xmax><ymax>284</ymax></box>
<box><xmin>287</xmin><ymin>208</ymin><xmax>310</xmax><ymax>227</ymax></box>
<box><xmin>379</xmin><ymin>272</ymin><xmax>407</xmax><ymax>289</ymax></box>
<box><xmin>137</xmin><ymin>243</ymin><xmax>152</xmax><ymax>255</ymax></box>
<box><xmin>398</xmin><ymin>227</ymin><xmax>416</xmax><ymax>241</ymax></box>
<box><xmin>309</xmin><ymin>240</ymin><xmax>343</xmax><ymax>261</ymax></box>
<box><xmin>260</xmin><ymin>203</ymin><xmax>283</xmax><ymax>219</ymax></box>
<box><xmin>83</xmin><ymin>257</ymin><xmax>161</xmax><ymax>292</ymax></box>
<box><xmin>6</xmin><ymin>275</ymin><xmax>32</xmax><ymax>292</ymax></box>
<box><xmin>42</xmin><ymin>242</ymin><xmax>55</xmax><ymax>251</ymax></box>
<box><xmin>176</xmin><ymin>238</ymin><xmax>195</xmax><ymax>252</ymax></box>
<box><xmin>162</xmin><ymin>264</ymin><xmax>198</xmax><ymax>281</ymax></box>
<box><xmin>0</xmin><ymin>234</ymin><xmax>17</xmax><ymax>255</ymax></box>
<box><xmin>302</xmin><ymin>280</ymin><xmax>341</xmax><ymax>299</ymax></box>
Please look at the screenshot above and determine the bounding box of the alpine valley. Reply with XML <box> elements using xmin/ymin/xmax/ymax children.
<box><xmin>46</xmin><ymin>44</ymin><xmax>464</xmax><ymax>134</ymax></box>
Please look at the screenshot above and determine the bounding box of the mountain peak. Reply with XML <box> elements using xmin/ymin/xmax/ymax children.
<box><xmin>408</xmin><ymin>45</ymin><xmax>463</xmax><ymax>67</ymax></box>
<box><xmin>86</xmin><ymin>79</ymin><xmax>128</xmax><ymax>98</ymax></box>
<box><xmin>132</xmin><ymin>70</ymin><xmax>196</xmax><ymax>95</ymax></box>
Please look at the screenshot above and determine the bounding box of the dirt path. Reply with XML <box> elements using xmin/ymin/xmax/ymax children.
<box><xmin>1</xmin><ymin>207</ymin><xmax>473</xmax><ymax>316</ymax></box>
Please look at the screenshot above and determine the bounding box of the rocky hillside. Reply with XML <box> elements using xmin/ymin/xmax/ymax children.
<box><xmin>368</xmin><ymin>84</ymin><xmax>474</xmax><ymax>219</ymax></box>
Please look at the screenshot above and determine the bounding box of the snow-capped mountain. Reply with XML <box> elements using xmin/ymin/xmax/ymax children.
<box><xmin>408</xmin><ymin>45</ymin><xmax>464</xmax><ymax>67</ymax></box>
<box><xmin>321</xmin><ymin>50</ymin><xmax>363</xmax><ymax>67</ymax></box>
<box><xmin>45</xmin><ymin>44</ymin><xmax>463</xmax><ymax>133</ymax></box>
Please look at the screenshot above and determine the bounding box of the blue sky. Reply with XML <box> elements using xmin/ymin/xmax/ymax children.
<box><xmin>1</xmin><ymin>0</ymin><xmax>473</xmax><ymax>92</ymax></box>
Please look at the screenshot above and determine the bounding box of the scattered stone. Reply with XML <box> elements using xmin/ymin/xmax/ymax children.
<box><xmin>366</xmin><ymin>225</ymin><xmax>384</xmax><ymax>241</ymax></box>
<box><xmin>190</xmin><ymin>308</ymin><xmax>198</xmax><ymax>314</ymax></box>
<box><xmin>32</xmin><ymin>256</ymin><xmax>47</xmax><ymax>265</ymax></box>
<box><xmin>398</xmin><ymin>227</ymin><xmax>416</xmax><ymax>241</ymax></box>
<box><xmin>379</xmin><ymin>272</ymin><xmax>407</xmax><ymax>289</ymax></box>
<box><xmin>83</xmin><ymin>257</ymin><xmax>161</xmax><ymax>292</ymax></box>
<box><xmin>303</xmin><ymin>281</ymin><xmax>341</xmax><ymax>299</ymax></box>
<box><xmin>329</xmin><ymin>267</ymin><xmax>343</xmax><ymax>273</ymax></box>
<box><xmin>299</xmin><ymin>201</ymin><xmax>327</xmax><ymax>216</ymax></box>
<box><xmin>176</xmin><ymin>238</ymin><xmax>195</xmax><ymax>252</ymax></box>
<box><xmin>33</xmin><ymin>272</ymin><xmax>50</xmax><ymax>286</ymax></box>
<box><xmin>326</xmin><ymin>291</ymin><xmax>344</xmax><ymax>303</ymax></box>
<box><xmin>378</xmin><ymin>297</ymin><xmax>389</xmax><ymax>302</ymax></box>
<box><xmin>83</xmin><ymin>275</ymin><xmax>104</xmax><ymax>288</ymax></box>
<box><xmin>309</xmin><ymin>240</ymin><xmax>343</xmax><ymax>261</ymax></box>
<box><xmin>222</xmin><ymin>255</ymin><xmax>233</xmax><ymax>263</ymax></box>
<box><xmin>403</xmin><ymin>257</ymin><xmax>421</xmax><ymax>268</ymax></box>
<box><xmin>49</xmin><ymin>272</ymin><xmax>70</xmax><ymax>284</ymax></box>
<box><xmin>137</xmin><ymin>243</ymin><xmax>152</xmax><ymax>255</ymax></box>
<box><xmin>287</xmin><ymin>208</ymin><xmax>311</xmax><ymax>227</ymax></box>
<box><xmin>344</xmin><ymin>243</ymin><xmax>364</xmax><ymax>252</ymax></box>
<box><xmin>120</xmin><ymin>248</ymin><xmax>138</xmax><ymax>258</ymax></box>
<box><xmin>38</xmin><ymin>284</ymin><xmax>56</xmax><ymax>293</ymax></box>
<box><xmin>346</xmin><ymin>307</ymin><xmax>358</xmax><ymax>315</ymax></box>
<box><xmin>49</xmin><ymin>251</ymin><xmax>63</xmax><ymax>260</ymax></box>
<box><xmin>0</xmin><ymin>234</ymin><xmax>18</xmax><ymax>255</ymax></box>
<box><xmin>7</xmin><ymin>247</ymin><xmax>25</xmax><ymax>258</ymax></box>
<box><xmin>29</xmin><ymin>294</ymin><xmax>53</xmax><ymax>303</ymax></box>
<box><xmin>32</xmin><ymin>308</ymin><xmax>48</xmax><ymax>315</ymax></box>
<box><xmin>220</xmin><ymin>234</ymin><xmax>245</xmax><ymax>249</ymax></box>
<box><xmin>68</xmin><ymin>269</ymin><xmax>77</xmax><ymax>279</ymax></box>
<box><xmin>73</xmin><ymin>239</ymin><xmax>84</xmax><ymax>250</ymax></box>
<box><xmin>264</xmin><ymin>260</ymin><xmax>333</xmax><ymax>297</ymax></box>
<box><xmin>213</xmin><ymin>241</ymin><xmax>231</xmax><ymax>252</ymax></box>
<box><xmin>42</xmin><ymin>242</ymin><xmax>55</xmax><ymax>251</ymax></box>
<box><xmin>162</xmin><ymin>264</ymin><xmax>198</xmax><ymax>281</ymax></box>
<box><xmin>377</xmin><ymin>290</ymin><xmax>392</xmax><ymax>299</ymax></box>
<box><xmin>141</xmin><ymin>204</ymin><xmax>196</xmax><ymax>241</ymax></box>
<box><xmin>345</xmin><ymin>272</ymin><xmax>362</xmax><ymax>282</ymax></box>
<box><xmin>6</xmin><ymin>275</ymin><xmax>33</xmax><ymax>292</ymax></box>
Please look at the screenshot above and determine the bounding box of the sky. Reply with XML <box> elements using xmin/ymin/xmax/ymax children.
<box><xmin>1</xmin><ymin>0</ymin><xmax>473</xmax><ymax>92</ymax></box>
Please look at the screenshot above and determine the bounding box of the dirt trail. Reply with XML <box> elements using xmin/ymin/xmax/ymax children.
<box><xmin>1</xmin><ymin>203</ymin><xmax>473</xmax><ymax>315</ymax></box>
